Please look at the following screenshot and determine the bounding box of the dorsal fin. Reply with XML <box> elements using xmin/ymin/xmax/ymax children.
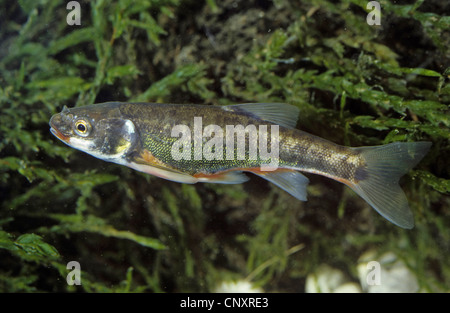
<box><xmin>223</xmin><ymin>103</ymin><xmax>300</xmax><ymax>128</ymax></box>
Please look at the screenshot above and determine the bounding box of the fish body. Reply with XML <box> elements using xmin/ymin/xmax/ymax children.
<box><xmin>49</xmin><ymin>102</ymin><xmax>431</xmax><ymax>229</ymax></box>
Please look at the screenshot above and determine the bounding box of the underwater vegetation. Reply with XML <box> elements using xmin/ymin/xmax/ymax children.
<box><xmin>0</xmin><ymin>0</ymin><xmax>449</xmax><ymax>292</ymax></box>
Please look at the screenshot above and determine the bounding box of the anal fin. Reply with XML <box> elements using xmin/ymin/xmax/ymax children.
<box><xmin>253</xmin><ymin>169</ymin><xmax>309</xmax><ymax>201</ymax></box>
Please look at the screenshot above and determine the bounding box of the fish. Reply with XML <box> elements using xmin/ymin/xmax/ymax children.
<box><xmin>49</xmin><ymin>102</ymin><xmax>431</xmax><ymax>229</ymax></box>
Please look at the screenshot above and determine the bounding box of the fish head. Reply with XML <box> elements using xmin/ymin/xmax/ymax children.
<box><xmin>49</xmin><ymin>103</ymin><xmax>138</xmax><ymax>160</ymax></box>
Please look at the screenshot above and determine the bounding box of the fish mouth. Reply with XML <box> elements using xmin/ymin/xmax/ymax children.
<box><xmin>50</xmin><ymin>125</ymin><xmax>70</xmax><ymax>143</ymax></box>
<box><xmin>49</xmin><ymin>113</ymin><xmax>71</xmax><ymax>143</ymax></box>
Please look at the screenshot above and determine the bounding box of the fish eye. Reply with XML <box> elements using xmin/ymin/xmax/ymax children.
<box><xmin>74</xmin><ymin>119</ymin><xmax>91</xmax><ymax>137</ymax></box>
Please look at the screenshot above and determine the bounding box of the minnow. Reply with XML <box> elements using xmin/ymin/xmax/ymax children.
<box><xmin>49</xmin><ymin>102</ymin><xmax>431</xmax><ymax>229</ymax></box>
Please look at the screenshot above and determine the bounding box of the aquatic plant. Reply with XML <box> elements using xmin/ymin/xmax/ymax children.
<box><xmin>0</xmin><ymin>0</ymin><xmax>448</xmax><ymax>292</ymax></box>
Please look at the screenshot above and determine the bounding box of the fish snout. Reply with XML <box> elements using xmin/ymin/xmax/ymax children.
<box><xmin>49</xmin><ymin>113</ymin><xmax>72</xmax><ymax>142</ymax></box>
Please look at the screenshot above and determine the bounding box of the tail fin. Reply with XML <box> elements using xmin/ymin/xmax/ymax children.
<box><xmin>350</xmin><ymin>142</ymin><xmax>431</xmax><ymax>229</ymax></box>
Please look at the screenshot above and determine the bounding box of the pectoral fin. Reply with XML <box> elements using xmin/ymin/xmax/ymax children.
<box><xmin>194</xmin><ymin>171</ymin><xmax>249</xmax><ymax>184</ymax></box>
<box><xmin>127</xmin><ymin>149</ymin><xmax>198</xmax><ymax>183</ymax></box>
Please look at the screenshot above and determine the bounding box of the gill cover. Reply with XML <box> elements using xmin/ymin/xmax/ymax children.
<box><xmin>77</xmin><ymin>118</ymin><xmax>138</xmax><ymax>162</ymax></box>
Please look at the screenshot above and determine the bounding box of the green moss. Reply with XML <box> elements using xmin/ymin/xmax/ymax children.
<box><xmin>0</xmin><ymin>0</ymin><xmax>448</xmax><ymax>292</ymax></box>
